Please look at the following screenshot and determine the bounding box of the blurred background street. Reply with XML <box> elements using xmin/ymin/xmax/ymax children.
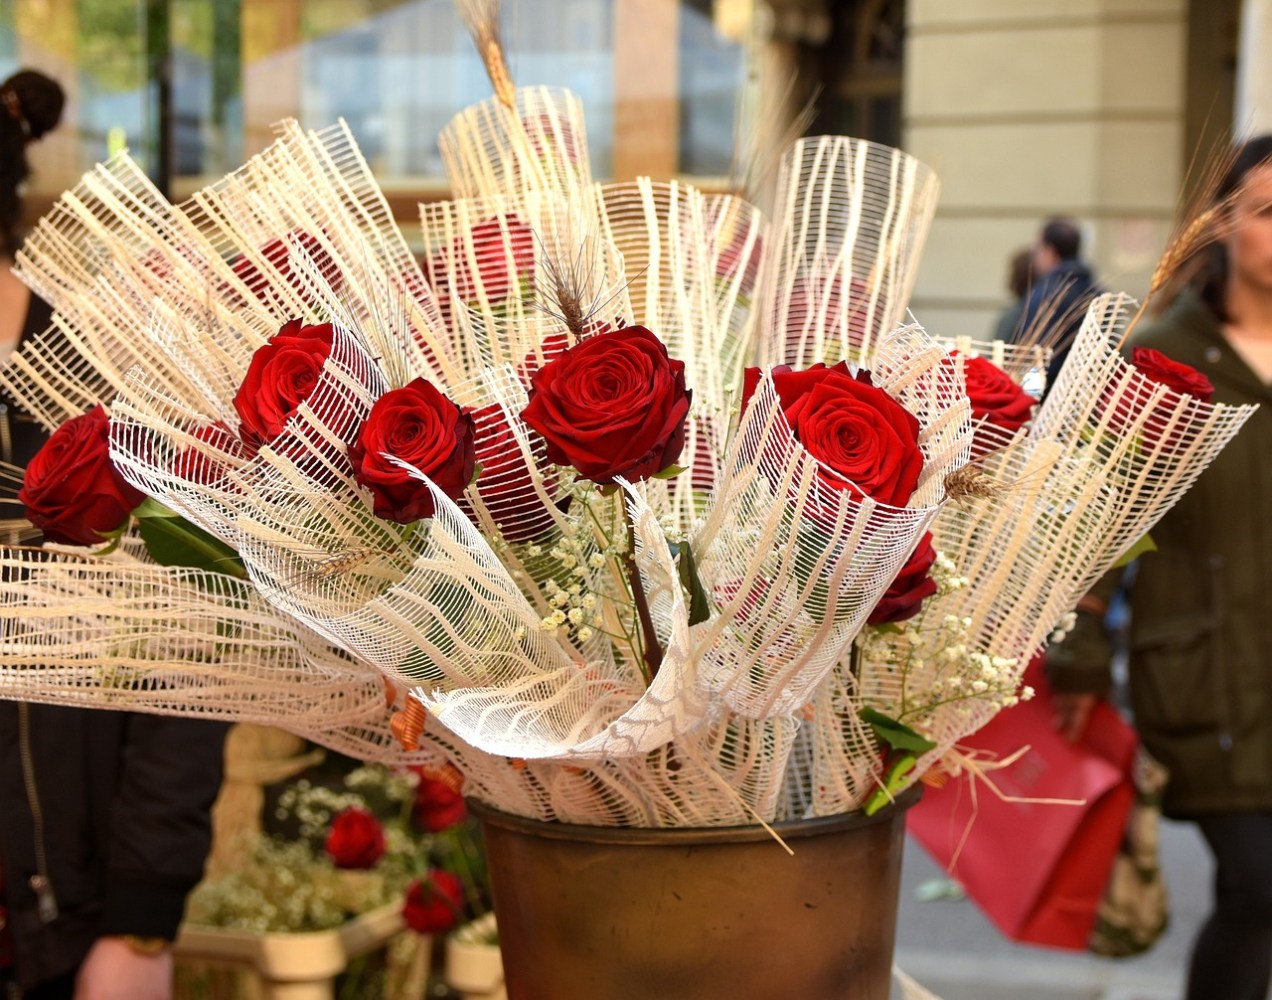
<box><xmin>892</xmin><ymin>817</ymin><xmax>1214</xmax><ymax>1000</ymax></box>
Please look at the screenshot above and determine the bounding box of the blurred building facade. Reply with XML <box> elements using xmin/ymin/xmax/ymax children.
<box><xmin>1</xmin><ymin>0</ymin><xmax>1266</xmax><ymax>341</ymax></box>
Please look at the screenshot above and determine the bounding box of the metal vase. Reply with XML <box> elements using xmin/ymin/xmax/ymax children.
<box><xmin>469</xmin><ymin>787</ymin><xmax>919</xmax><ymax>1000</ymax></box>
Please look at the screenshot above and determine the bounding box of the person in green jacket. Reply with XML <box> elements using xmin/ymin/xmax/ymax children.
<box><xmin>1050</xmin><ymin>133</ymin><xmax>1272</xmax><ymax>1000</ymax></box>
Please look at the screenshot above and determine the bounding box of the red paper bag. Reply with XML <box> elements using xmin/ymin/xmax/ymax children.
<box><xmin>907</xmin><ymin>659</ymin><xmax>1137</xmax><ymax>950</ymax></box>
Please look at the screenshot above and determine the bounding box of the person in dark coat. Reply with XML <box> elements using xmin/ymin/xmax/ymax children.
<box><xmin>1050</xmin><ymin>134</ymin><xmax>1272</xmax><ymax>1000</ymax></box>
<box><xmin>1012</xmin><ymin>217</ymin><xmax>1104</xmax><ymax>393</ymax></box>
<box><xmin>0</xmin><ymin>68</ymin><xmax>228</xmax><ymax>1000</ymax></box>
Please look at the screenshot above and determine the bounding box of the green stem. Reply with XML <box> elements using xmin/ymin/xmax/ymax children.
<box><xmin>623</xmin><ymin>504</ymin><xmax>663</xmax><ymax>684</ymax></box>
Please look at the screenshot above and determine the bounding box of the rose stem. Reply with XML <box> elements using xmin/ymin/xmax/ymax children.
<box><xmin>623</xmin><ymin>505</ymin><xmax>663</xmax><ymax>684</ymax></box>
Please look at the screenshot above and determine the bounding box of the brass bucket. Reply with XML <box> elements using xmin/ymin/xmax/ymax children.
<box><xmin>469</xmin><ymin>787</ymin><xmax>919</xmax><ymax>1000</ymax></box>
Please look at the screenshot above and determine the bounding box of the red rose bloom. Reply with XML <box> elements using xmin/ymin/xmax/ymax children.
<box><xmin>172</xmin><ymin>422</ymin><xmax>244</xmax><ymax>483</ymax></box>
<box><xmin>956</xmin><ymin>353</ymin><xmax>1035</xmax><ymax>432</ymax></box>
<box><xmin>742</xmin><ymin>361</ymin><xmax>923</xmax><ymax>507</ymax></box>
<box><xmin>468</xmin><ymin>403</ymin><xmax>559</xmax><ymax>541</ymax></box>
<box><xmin>520</xmin><ymin>325</ymin><xmax>692</xmax><ymax>485</ymax></box>
<box><xmin>952</xmin><ymin>352</ymin><xmax>1035</xmax><ymax>459</ymax></box>
<box><xmin>867</xmin><ymin>532</ymin><xmax>938</xmax><ymax>625</ymax></box>
<box><xmin>19</xmin><ymin>406</ymin><xmax>145</xmax><ymax>546</ymax></box>
<box><xmin>1131</xmin><ymin>347</ymin><xmax>1214</xmax><ymax>402</ymax></box>
<box><xmin>425</xmin><ymin>215</ymin><xmax>536</xmax><ymax>324</ymax></box>
<box><xmin>351</xmin><ymin>378</ymin><xmax>476</xmax><ymax>524</ymax></box>
<box><xmin>402</xmin><ymin>870</ymin><xmax>464</xmax><ymax>935</ymax></box>
<box><xmin>234</xmin><ymin>320</ymin><xmax>335</xmax><ymax>446</ymax></box>
<box><xmin>231</xmin><ymin>229</ymin><xmax>342</xmax><ymax>304</ymax></box>
<box><xmin>323</xmin><ymin>807</ymin><xmax>386</xmax><ymax>870</ymax></box>
<box><xmin>413</xmin><ymin>771</ymin><xmax>467</xmax><ymax>833</ymax></box>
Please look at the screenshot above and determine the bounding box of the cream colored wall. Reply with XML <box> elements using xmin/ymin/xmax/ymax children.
<box><xmin>903</xmin><ymin>0</ymin><xmax>1188</xmax><ymax>342</ymax></box>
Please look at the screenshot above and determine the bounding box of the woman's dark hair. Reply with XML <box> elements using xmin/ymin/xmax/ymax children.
<box><xmin>1007</xmin><ymin>247</ymin><xmax>1033</xmax><ymax>300</ymax></box>
<box><xmin>1196</xmin><ymin>133</ymin><xmax>1272</xmax><ymax>321</ymax></box>
<box><xmin>0</xmin><ymin>69</ymin><xmax>65</xmax><ymax>258</ymax></box>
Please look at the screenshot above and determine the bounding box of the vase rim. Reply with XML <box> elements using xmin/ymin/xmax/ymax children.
<box><xmin>466</xmin><ymin>785</ymin><xmax>921</xmax><ymax>847</ymax></box>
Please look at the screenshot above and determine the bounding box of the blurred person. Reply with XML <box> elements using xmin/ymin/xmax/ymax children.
<box><xmin>1050</xmin><ymin>134</ymin><xmax>1272</xmax><ymax>1000</ymax></box>
<box><xmin>1012</xmin><ymin>217</ymin><xmax>1104</xmax><ymax>391</ymax></box>
<box><xmin>0</xmin><ymin>68</ymin><xmax>228</xmax><ymax>1000</ymax></box>
<box><xmin>991</xmin><ymin>246</ymin><xmax>1033</xmax><ymax>342</ymax></box>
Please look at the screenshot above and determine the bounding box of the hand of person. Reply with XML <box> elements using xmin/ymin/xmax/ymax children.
<box><xmin>1052</xmin><ymin>691</ymin><xmax>1099</xmax><ymax>743</ymax></box>
<box><xmin>74</xmin><ymin>937</ymin><xmax>173</xmax><ymax>1000</ymax></box>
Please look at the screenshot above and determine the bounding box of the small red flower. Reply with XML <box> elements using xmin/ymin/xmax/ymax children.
<box><xmin>172</xmin><ymin>422</ymin><xmax>245</xmax><ymax>484</ymax></box>
<box><xmin>402</xmin><ymin>870</ymin><xmax>464</xmax><ymax>935</ymax></box>
<box><xmin>323</xmin><ymin>807</ymin><xmax>386</xmax><ymax>870</ymax></box>
<box><xmin>413</xmin><ymin>770</ymin><xmax>468</xmax><ymax>833</ymax></box>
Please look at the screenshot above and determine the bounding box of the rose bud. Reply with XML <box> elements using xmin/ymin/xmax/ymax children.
<box><xmin>351</xmin><ymin>378</ymin><xmax>476</xmax><ymax>524</ymax></box>
<box><xmin>520</xmin><ymin>325</ymin><xmax>692</xmax><ymax>485</ymax></box>
<box><xmin>323</xmin><ymin>807</ymin><xmax>386</xmax><ymax>870</ymax></box>
<box><xmin>742</xmin><ymin>361</ymin><xmax>923</xmax><ymax>508</ymax></box>
<box><xmin>233</xmin><ymin>319</ymin><xmax>335</xmax><ymax>446</ymax></box>
<box><xmin>19</xmin><ymin>405</ymin><xmax>145</xmax><ymax>546</ymax></box>
<box><xmin>402</xmin><ymin>870</ymin><xmax>465</xmax><ymax>935</ymax></box>
<box><xmin>867</xmin><ymin>532</ymin><xmax>938</xmax><ymax>625</ymax></box>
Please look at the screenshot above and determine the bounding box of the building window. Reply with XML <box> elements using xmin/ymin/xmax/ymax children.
<box><xmin>3</xmin><ymin>0</ymin><xmax>750</xmax><ymax>217</ymax></box>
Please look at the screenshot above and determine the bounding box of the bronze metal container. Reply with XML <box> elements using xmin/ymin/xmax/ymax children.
<box><xmin>470</xmin><ymin>788</ymin><xmax>919</xmax><ymax>1000</ymax></box>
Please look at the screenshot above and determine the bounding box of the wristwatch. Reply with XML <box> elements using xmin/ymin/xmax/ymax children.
<box><xmin>120</xmin><ymin>935</ymin><xmax>170</xmax><ymax>956</ymax></box>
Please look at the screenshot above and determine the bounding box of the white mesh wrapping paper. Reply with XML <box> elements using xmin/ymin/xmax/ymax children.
<box><xmin>0</xmin><ymin>81</ymin><xmax>1256</xmax><ymax>828</ymax></box>
<box><xmin>439</xmin><ymin>86</ymin><xmax>592</xmax><ymax>200</ymax></box>
<box><xmin>757</xmin><ymin>135</ymin><xmax>940</xmax><ymax>368</ymax></box>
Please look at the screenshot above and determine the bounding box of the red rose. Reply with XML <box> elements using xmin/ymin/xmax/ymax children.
<box><xmin>19</xmin><ymin>406</ymin><xmax>145</xmax><ymax>546</ymax></box>
<box><xmin>402</xmin><ymin>870</ymin><xmax>464</xmax><ymax>934</ymax></box>
<box><xmin>867</xmin><ymin>532</ymin><xmax>938</xmax><ymax>625</ymax></box>
<box><xmin>779</xmin><ymin>274</ymin><xmax>872</xmax><ymax>362</ymax></box>
<box><xmin>1131</xmin><ymin>347</ymin><xmax>1214</xmax><ymax>402</ymax></box>
<box><xmin>172</xmin><ymin>422</ymin><xmax>245</xmax><ymax>484</ymax></box>
<box><xmin>230</xmin><ymin>229</ymin><xmax>342</xmax><ymax>305</ymax></box>
<box><xmin>743</xmin><ymin>361</ymin><xmax>923</xmax><ymax>507</ymax></box>
<box><xmin>233</xmin><ymin>320</ymin><xmax>335</xmax><ymax>446</ymax></box>
<box><xmin>425</xmin><ymin>215</ymin><xmax>535</xmax><ymax>323</ymax></box>
<box><xmin>953</xmin><ymin>352</ymin><xmax>1035</xmax><ymax>458</ymax></box>
<box><xmin>351</xmin><ymin>378</ymin><xmax>476</xmax><ymax>524</ymax></box>
<box><xmin>413</xmin><ymin>770</ymin><xmax>467</xmax><ymax>833</ymax></box>
<box><xmin>468</xmin><ymin>403</ymin><xmax>559</xmax><ymax>541</ymax></box>
<box><xmin>323</xmin><ymin>807</ymin><xmax>386</xmax><ymax>870</ymax></box>
<box><xmin>520</xmin><ymin>325</ymin><xmax>691</xmax><ymax>484</ymax></box>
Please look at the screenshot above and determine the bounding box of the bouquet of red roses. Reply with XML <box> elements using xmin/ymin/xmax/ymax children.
<box><xmin>0</xmin><ymin>83</ymin><xmax>1254</xmax><ymax>831</ymax></box>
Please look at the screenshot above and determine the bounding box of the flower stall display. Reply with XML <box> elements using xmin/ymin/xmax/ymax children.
<box><xmin>0</xmin><ymin>15</ymin><xmax>1256</xmax><ymax>998</ymax></box>
<box><xmin>176</xmin><ymin>759</ymin><xmax>485</xmax><ymax>998</ymax></box>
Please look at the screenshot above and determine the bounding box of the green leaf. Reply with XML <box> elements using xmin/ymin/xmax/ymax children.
<box><xmin>674</xmin><ymin>539</ymin><xmax>712</xmax><ymax>627</ymax></box>
<box><xmin>652</xmin><ymin>465</ymin><xmax>687</xmax><ymax>481</ymax></box>
<box><xmin>860</xmin><ymin>707</ymin><xmax>937</xmax><ymax>756</ymax></box>
<box><xmin>1113</xmin><ymin>532</ymin><xmax>1156</xmax><ymax>568</ymax></box>
<box><xmin>137</xmin><ymin>513</ymin><xmax>246</xmax><ymax>579</ymax></box>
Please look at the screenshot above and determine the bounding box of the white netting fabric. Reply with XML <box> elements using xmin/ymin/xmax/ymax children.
<box><xmin>0</xmin><ymin>82</ymin><xmax>1256</xmax><ymax>828</ymax></box>
<box><xmin>758</xmin><ymin>135</ymin><xmax>940</xmax><ymax>368</ymax></box>
<box><xmin>439</xmin><ymin>86</ymin><xmax>592</xmax><ymax>200</ymax></box>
